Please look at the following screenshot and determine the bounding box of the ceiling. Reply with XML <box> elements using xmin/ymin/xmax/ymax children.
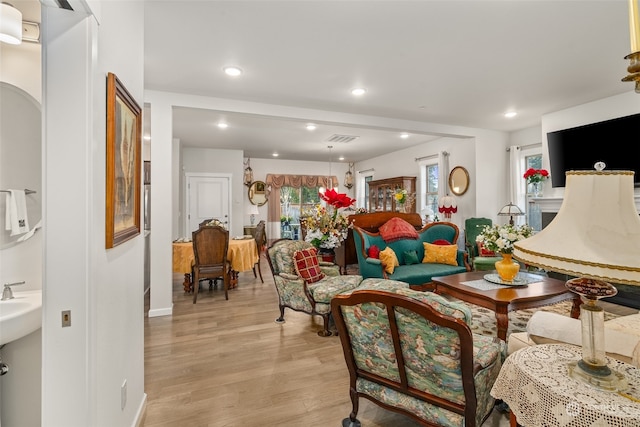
<box><xmin>72</xmin><ymin>2</ymin><xmax>640</xmax><ymax>162</ymax></box>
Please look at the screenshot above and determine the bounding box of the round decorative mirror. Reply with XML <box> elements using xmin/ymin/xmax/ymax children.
<box><xmin>248</xmin><ymin>181</ymin><xmax>268</xmax><ymax>206</ymax></box>
<box><xmin>448</xmin><ymin>166</ymin><xmax>469</xmax><ymax>196</ymax></box>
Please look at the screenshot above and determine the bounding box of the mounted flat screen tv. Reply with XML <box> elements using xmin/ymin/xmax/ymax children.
<box><xmin>546</xmin><ymin>113</ymin><xmax>640</xmax><ymax>188</ymax></box>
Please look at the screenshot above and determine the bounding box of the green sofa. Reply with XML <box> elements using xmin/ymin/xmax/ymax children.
<box><xmin>353</xmin><ymin>221</ymin><xmax>471</xmax><ymax>289</ymax></box>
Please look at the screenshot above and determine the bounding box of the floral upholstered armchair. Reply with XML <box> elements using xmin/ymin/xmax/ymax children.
<box><xmin>266</xmin><ymin>238</ymin><xmax>364</xmax><ymax>336</ymax></box>
<box><xmin>332</xmin><ymin>287</ymin><xmax>505</xmax><ymax>427</ymax></box>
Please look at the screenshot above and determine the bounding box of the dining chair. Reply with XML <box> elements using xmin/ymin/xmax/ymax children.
<box><xmin>252</xmin><ymin>220</ymin><xmax>266</xmax><ymax>283</ymax></box>
<box><xmin>191</xmin><ymin>224</ymin><xmax>230</xmax><ymax>302</ymax></box>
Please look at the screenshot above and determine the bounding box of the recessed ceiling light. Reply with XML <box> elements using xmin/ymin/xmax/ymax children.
<box><xmin>306</xmin><ymin>124</ymin><xmax>317</xmax><ymax>131</ymax></box>
<box><xmin>351</xmin><ymin>88</ymin><xmax>367</xmax><ymax>96</ymax></box>
<box><xmin>504</xmin><ymin>111</ymin><xmax>517</xmax><ymax>118</ymax></box>
<box><xmin>400</xmin><ymin>133</ymin><xmax>409</xmax><ymax>139</ymax></box>
<box><xmin>217</xmin><ymin>122</ymin><xmax>228</xmax><ymax>129</ymax></box>
<box><xmin>339</xmin><ymin>156</ymin><xmax>345</xmax><ymax>161</ymax></box>
<box><xmin>272</xmin><ymin>152</ymin><xmax>279</xmax><ymax>157</ymax></box>
<box><xmin>223</xmin><ymin>66</ymin><xmax>243</xmax><ymax>77</ymax></box>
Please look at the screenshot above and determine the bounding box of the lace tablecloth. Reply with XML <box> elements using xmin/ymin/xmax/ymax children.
<box><xmin>491</xmin><ymin>344</ymin><xmax>640</xmax><ymax>427</ymax></box>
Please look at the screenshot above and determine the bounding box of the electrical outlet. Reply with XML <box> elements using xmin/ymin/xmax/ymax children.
<box><xmin>61</xmin><ymin>310</ymin><xmax>71</xmax><ymax>327</ymax></box>
<box><xmin>121</xmin><ymin>379</ymin><xmax>127</xmax><ymax>410</ymax></box>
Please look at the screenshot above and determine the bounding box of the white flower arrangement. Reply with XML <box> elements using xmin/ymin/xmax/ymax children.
<box><xmin>476</xmin><ymin>223</ymin><xmax>534</xmax><ymax>254</ymax></box>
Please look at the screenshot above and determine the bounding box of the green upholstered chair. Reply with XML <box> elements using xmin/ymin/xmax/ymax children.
<box><xmin>332</xmin><ymin>288</ymin><xmax>504</xmax><ymax>427</ymax></box>
<box><xmin>464</xmin><ymin>217</ymin><xmax>503</xmax><ymax>271</ymax></box>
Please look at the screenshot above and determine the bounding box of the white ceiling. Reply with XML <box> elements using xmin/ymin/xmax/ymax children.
<box><xmin>46</xmin><ymin>1</ymin><xmax>640</xmax><ymax>162</ymax></box>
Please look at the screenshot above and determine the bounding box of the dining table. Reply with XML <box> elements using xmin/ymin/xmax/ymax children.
<box><xmin>172</xmin><ymin>237</ymin><xmax>259</xmax><ymax>293</ymax></box>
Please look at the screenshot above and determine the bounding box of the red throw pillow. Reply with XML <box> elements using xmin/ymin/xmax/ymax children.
<box><xmin>368</xmin><ymin>245</ymin><xmax>380</xmax><ymax>259</ymax></box>
<box><xmin>379</xmin><ymin>217</ymin><xmax>419</xmax><ymax>243</ymax></box>
<box><xmin>293</xmin><ymin>247</ymin><xmax>326</xmax><ymax>283</ymax></box>
<box><xmin>478</xmin><ymin>241</ymin><xmax>496</xmax><ymax>257</ymax></box>
<box><xmin>432</xmin><ymin>239</ymin><xmax>452</xmax><ymax>246</ymax></box>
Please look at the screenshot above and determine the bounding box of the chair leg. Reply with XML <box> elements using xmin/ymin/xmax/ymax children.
<box><xmin>223</xmin><ymin>268</ymin><xmax>230</xmax><ymax>300</ymax></box>
<box><xmin>256</xmin><ymin>259</ymin><xmax>263</xmax><ymax>283</ymax></box>
<box><xmin>317</xmin><ymin>314</ymin><xmax>333</xmax><ymax>337</ymax></box>
<box><xmin>275</xmin><ymin>305</ymin><xmax>286</xmax><ymax>323</ymax></box>
<box><xmin>192</xmin><ymin>277</ymin><xmax>199</xmax><ymax>304</ymax></box>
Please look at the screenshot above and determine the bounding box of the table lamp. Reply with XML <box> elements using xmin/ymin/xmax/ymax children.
<box><xmin>438</xmin><ymin>195</ymin><xmax>457</xmax><ymax>221</ymax></box>
<box><xmin>497</xmin><ymin>202</ymin><xmax>525</xmax><ymax>225</ymax></box>
<box><xmin>246</xmin><ymin>204</ymin><xmax>259</xmax><ymax>225</ymax></box>
<box><xmin>513</xmin><ymin>163</ymin><xmax>640</xmax><ymax>391</ymax></box>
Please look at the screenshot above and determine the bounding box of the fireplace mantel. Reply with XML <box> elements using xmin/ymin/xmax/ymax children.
<box><xmin>530</xmin><ymin>194</ymin><xmax>640</xmax><ymax>213</ymax></box>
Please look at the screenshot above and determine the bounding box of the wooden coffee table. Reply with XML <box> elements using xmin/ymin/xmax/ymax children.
<box><xmin>432</xmin><ymin>271</ymin><xmax>581</xmax><ymax>341</ymax></box>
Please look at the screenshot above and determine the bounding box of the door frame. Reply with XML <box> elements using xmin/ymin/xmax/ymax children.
<box><xmin>184</xmin><ymin>172</ymin><xmax>232</xmax><ymax>234</ymax></box>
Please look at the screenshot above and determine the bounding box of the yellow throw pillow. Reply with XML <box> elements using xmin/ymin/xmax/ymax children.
<box><xmin>422</xmin><ymin>242</ymin><xmax>458</xmax><ymax>266</ymax></box>
<box><xmin>379</xmin><ymin>247</ymin><xmax>400</xmax><ymax>274</ymax></box>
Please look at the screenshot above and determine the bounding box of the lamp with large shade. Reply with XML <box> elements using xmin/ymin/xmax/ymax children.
<box><xmin>438</xmin><ymin>195</ymin><xmax>457</xmax><ymax>221</ymax></box>
<box><xmin>0</xmin><ymin>2</ymin><xmax>22</xmax><ymax>45</ymax></box>
<box><xmin>513</xmin><ymin>163</ymin><xmax>640</xmax><ymax>391</ymax></box>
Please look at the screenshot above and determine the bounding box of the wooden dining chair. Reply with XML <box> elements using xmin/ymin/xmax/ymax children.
<box><xmin>251</xmin><ymin>220</ymin><xmax>266</xmax><ymax>283</ymax></box>
<box><xmin>191</xmin><ymin>224</ymin><xmax>230</xmax><ymax>302</ymax></box>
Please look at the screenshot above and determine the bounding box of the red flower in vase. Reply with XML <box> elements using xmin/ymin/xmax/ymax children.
<box><xmin>523</xmin><ymin>168</ymin><xmax>549</xmax><ymax>184</ymax></box>
<box><xmin>319</xmin><ymin>188</ymin><xmax>355</xmax><ymax>209</ymax></box>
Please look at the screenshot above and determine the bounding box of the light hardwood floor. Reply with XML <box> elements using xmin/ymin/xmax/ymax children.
<box><xmin>142</xmin><ymin>257</ymin><xmax>634</xmax><ymax>427</ymax></box>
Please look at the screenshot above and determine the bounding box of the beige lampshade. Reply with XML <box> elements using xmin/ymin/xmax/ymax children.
<box><xmin>513</xmin><ymin>169</ymin><xmax>640</xmax><ymax>286</ymax></box>
<box><xmin>0</xmin><ymin>2</ymin><xmax>22</xmax><ymax>45</ymax></box>
<box><xmin>246</xmin><ymin>204</ymin><xmax>259</xmax><ymax>215</ymax></box>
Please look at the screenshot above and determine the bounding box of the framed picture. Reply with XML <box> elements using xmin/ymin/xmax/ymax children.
<box><xmin>106</xmin><ymin>72</ymin><xmax>141</xmax><ymax>248</ymax></box>
<box><xmin>255</xmin><ymin>181</ymin><xmax>265</xmax><ymax>194</ymax></box>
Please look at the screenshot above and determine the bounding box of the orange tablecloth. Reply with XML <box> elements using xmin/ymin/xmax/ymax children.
<box><xmin>172</xmin><ymin>238</ymin><xmax>259</xmax><ymax>274</ymax></box>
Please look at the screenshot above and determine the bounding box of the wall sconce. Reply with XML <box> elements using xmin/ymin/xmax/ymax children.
<box><xmin>243</xmin><ymin>158</ymin><xmax>253</xmax><ymax>187</ymax></box>
<box><xmin>344</xmin><ymin>163</ymin><xmax>354</xmax><ymax>189</ymax></box>
<box><xmin>0</xmin><ymin>2</ymin><xmax>22</xmax><ymax>45</ymax></box>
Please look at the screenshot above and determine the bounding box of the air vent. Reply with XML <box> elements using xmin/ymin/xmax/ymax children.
<box><xmin>326</xmin><ymin>134</ymin><xmax>359</xmax><ymax>143</ymax></box>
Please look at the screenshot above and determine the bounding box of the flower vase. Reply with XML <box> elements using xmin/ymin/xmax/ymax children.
<box><xmin>495</xmin><ymin>253</ymin><xmax>520</xmax><ymax>283</ymax></box>
<box><xmin>318</xmin><ymin>248</ymin><xmax>335</xmax><ymax>263</ymax></box>
<box><xmin>397</xmin><ymin>203</ymin><xmax>406</xmax><ymax>213</ymax></box>
<box><xmin>531</xmin><ymin>181</ymin><xmax>543</xmax><ymax>197</ymax></box>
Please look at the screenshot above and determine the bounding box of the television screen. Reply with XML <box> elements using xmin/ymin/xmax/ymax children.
<box><xmin>546</xmin><ymin>113</ymin><xmax>640</xmax><ymax>188</ymax></box>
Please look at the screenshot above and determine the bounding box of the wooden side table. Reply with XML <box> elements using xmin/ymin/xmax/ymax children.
<box><xmin>491</xmin><ymin>344</ymin><xmax>640</xmax><ymax>426</ymax></box>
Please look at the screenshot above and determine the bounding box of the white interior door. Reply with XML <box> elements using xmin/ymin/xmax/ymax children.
<box><xmin>186</xmin><ymin>174</ymin><xmax>231</xmax><ymax>235</ymax></box>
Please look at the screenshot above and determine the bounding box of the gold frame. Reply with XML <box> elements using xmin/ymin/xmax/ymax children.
<box><xmin>448</xmin><ymin>166</ymin><xmax>470</xmax><ymax>196</ymax></box>
<box><xmin>106</xmin><ymin>72</ymin><xmax>142</xmax><ymax>248</ymax></box>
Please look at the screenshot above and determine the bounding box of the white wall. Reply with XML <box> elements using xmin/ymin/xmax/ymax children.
<box><xmin>41</xmin><ymin>1</ymin><xmax>145</xmax><ymax>426</ymax></box>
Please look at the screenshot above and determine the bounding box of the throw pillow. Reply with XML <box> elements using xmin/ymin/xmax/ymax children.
<box><xmin>293</xmin><ymin>247</ymin><xmax>326</xmax><ymax>284</ymax></box>
<box><xmin>432</xmin><ymin>239</ymin><xmax>452</xmax><ymax>246</ymax></box>
<box><xmin>379</xmin><ymin>247</ymin><xmax>400</xmax><ymax>274</ymax></box>
<box><xmin>403</xmin><ymin>250</ymin><xmax>419</xmax><ymax>265</ymax></box>
<box><xmin>379</xmin><ymin>217</ymin><xmax>419</xmax><ymax>243</ymax></box>
<box><xmin>478</xmin><ymin>241</ymin><xmax>496</xmax><ymax>257</ymax></box>
<box><xmin>368</xmin><ymin>245</ymin><xmax>381</xmax><ymax>259</ymax></box>
<box><xmin>422</xmin><ymin>242</ymin><xmax>458</xmax><ymax>266</ymax></box>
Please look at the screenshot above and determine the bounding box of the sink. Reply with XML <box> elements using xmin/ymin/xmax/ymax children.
<box><xmin>0</xmin><ymin>290</ymin><xmax>42</xmax><ymax>345</ymax></box>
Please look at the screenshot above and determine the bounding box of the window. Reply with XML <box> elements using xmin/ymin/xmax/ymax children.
<box><xmin>423</xmin><ymin>163</ymin><xmax>439</xmax><ymax>219</ymax></box>
<box><xmin>525</xmin><ymin>154</ymin><xmax>542</xmax><ymax>196</ymax></box>
<box><xmin>280</xmin><ymin>185</ymin><xmax>321</xmax><ymax>239</ymax></box>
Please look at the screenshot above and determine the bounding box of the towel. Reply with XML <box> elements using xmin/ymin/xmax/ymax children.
<box><xmin>5</xmin><ymin>189</ymin><xmax>29</xmax><ymax>236</ymax></box>
<box><xmin>17</xmin><ymin>219</ymin><xmax>41</xmax><ymax>242</ymax></box>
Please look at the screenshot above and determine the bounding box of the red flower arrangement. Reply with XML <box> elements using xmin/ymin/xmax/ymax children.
<box><xmin>319</xmin><ymin>188</ymin><xmax>355</xmax><ymax>209</ymax></box>
<box><xmin>523</xmin><ymin>168</ymin><xmax>549</xmax><ymax>184</ymax></box>
<box><xmin>303</xmin><ymin>189</ymin><xmax>355</xmax><ymax>250</ymax></box>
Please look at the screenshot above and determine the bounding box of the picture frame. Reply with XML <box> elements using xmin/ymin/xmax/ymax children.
<box><xmin>106</xmin><ymin>72</ymin><xmax>142</xmax><ymax>248</ymax></box>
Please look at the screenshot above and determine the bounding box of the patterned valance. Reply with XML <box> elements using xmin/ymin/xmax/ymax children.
<box><xmin>265</xmin><ymin>174</ymin><xmax>338</xmax><ymax>189</ymax></box>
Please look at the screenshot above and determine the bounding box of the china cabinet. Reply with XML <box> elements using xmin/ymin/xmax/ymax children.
<box><xmin>367</xmin><ymin>176</ymin><xmax>416</xmax><ymax>213</ymax></box>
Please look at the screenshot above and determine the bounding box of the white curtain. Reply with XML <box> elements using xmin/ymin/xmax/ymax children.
<box><xmin>438</xmin><ymin>150</ymin><xmax>449</xmax><ymax>198</ymax></box>
<box><xmin>508</xmin><ymin>145</ymin><xmax>526</xmax><ymax>225</ymax></box>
